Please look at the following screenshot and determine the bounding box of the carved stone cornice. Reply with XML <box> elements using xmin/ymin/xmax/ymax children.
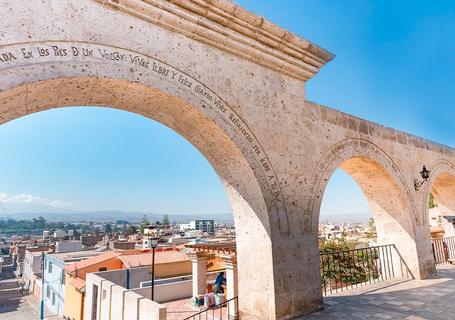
<box><xmin>94</xmin><ymin>0</ymin><xmax>335</xmax><ymax>81</ymax></box>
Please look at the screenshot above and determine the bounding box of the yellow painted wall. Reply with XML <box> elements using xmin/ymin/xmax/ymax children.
<box><xmin>76</xmin><ymin>258</ymin><xmax>124</xmax><ymax>280</ymax></box>
<box><xmin>63</xmin><ymin>273</ymin><xmax>84</xmax><ymax>320</ymax></box>
<box><xmin>64</xmin><ymin>257</ymin><xmax>123</xmax><ymax>320</ymax></box>
<box><xmin>153</xmin><ymin>260</ymin><xmax>191</xmax><ymax>278</ymax></box>
<box><xmin>63</xmin><ymin>256</ymin><xmax>191</xmax><ymax>320</ymax></box>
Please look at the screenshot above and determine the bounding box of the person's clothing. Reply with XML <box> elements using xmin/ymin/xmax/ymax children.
<box><xmin>213</xmin><ymin>283</ymin><xmax>224</xmax><ymax>293</ymax></box>
<box><xmin>213</xmin><ymin>274</ymin><xmax>226</xmax><ymax>293</ymax></box>
<box><xmin>214</xmin><ymin>274</ymin><xmax>225</xmax><ymax>286</ymax></box>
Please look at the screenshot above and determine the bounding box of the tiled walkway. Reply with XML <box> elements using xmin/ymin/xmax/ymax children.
<box><xmin>164</xmin><ymin>298</ymin><xmax>200</xmax><ymax>320</ymax></box>
<box><xmin>165</xmin><ymin>297</ymin><xmax>231</xmax><ymax>320</ymax></box>
<box><xmin>299</xmin><ymin>265</ymin><xmax>455</xmax><ymax>320</ymax></box>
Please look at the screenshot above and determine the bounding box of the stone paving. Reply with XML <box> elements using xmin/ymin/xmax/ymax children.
<box><xmin>299</xmin><ymin>265</ymin><xmax>455</xmax><ymax>320</ymax></box>
<box><xmin>0</xmin><ymin>264</ymin><xmax>62</xmax><ymax>320</ymax></box>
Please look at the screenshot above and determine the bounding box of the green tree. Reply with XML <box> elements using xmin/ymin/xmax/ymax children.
<box><xmin>162</xmin><ymin>214</ymin><xmax>170</xmax><ymax>225</ymax></box>
<box><xmin>126</xmin><ymin>225</ymin><xmax>137</xmax><ymax>235</ymax></box>
<box><xmin>139</xmin><ymin>216</ymin><xmax>150</xmax><ymax>234</ymax></box>
<box><xmin>366</xmin><ymin>218</ymin><xmax>377</xmax><ymax>240</ymax></box>
<box><xmin>319</xmin><ymin>239</ymin><xmax>379</xmax><ymax>290</ymax></box>
<box><xmin>105</xmin><ymin>223</ymin><xmax>112</xmax><ymax>233</ymax></box>
<box><xmin>429</xmin><ymin>193</ymin><xmax>437</xmax><ymax>209</ymax></box>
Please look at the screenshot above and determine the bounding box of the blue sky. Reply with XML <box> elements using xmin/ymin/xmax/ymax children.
<box><xmin>1</xmin><ymin>1</ymin><xmax>454</xmax><ymax>216</ymax></box>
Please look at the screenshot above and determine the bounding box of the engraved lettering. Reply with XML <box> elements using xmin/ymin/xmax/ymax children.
<box><xmin>52</xmin><ymin>45</ymin><xmax>67</xmax><ymax>56</ymax></box>
<box><xmin>129</xmin><ymin>55</ymin><xmax>149</xmax><ymax>68</ymax></box>
<box><xmin>21</xmin><ymin>48</ymin><xmax>33</xmax><ymax>59</ymax></box>
<box><xmin>195</xmin><ymin>85</ymin><xmax>213</xmax><ymax>101</ymax></box>
<box><xmin>37</xmin><ymin>47</ymin><xmax>49</xmax><ymax>57</ymax></box>
<box><xmin>0</xmin><ymin>52</ymin><xmax>17</xmax><ymax>62</ymax></box>
<box><xmin>71</xmin><ymin>46</ymin><xmax>79</xmax><ymax>56</ymax></box>
<box><xmin>178</xmin><ymin>75</ymin><xmax>192</xmax><ymax>88</ymax></box>
<box><xmin>98</xmin><ymin>49</ymin><xmax>125</xmax><ymax>61</ymax></box>
<box><xmin>151</xmin><ymin>62</ymin><xmax>170</xmax><ymax>77</ymax></box>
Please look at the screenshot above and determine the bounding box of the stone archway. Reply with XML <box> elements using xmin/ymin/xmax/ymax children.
<box><xmin>307</xmin><ymin>138</ymin><xmax>433</xmax><ymax>280</ymax></box>
<box><xmin>0</xmin><ymin>69</ymin><xmax>280</xmax><ymax>319</ymax></box>
<box><xmin>424</xmin><ymin>160</ymin><xmax>455</xmax><ymax>232</ymax></box>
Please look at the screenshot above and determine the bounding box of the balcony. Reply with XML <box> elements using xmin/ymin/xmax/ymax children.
<box><xmin>299</xmin><ymin>264</ymin><xmax>455</xmax><ymax>319</ymax></box>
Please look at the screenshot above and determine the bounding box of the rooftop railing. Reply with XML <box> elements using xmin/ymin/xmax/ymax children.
<box><xmin>432</xmin><ymin>236</ymin><xmax>455</xmax><ymax>265</ymax></box>
<box><xmin>183</xmin><ymin>296</ymin><xmax>238</xmax><ymax>320</ymax></box>
<box><xmin>320</xmin><ymin>244</ymin><xmax>412</xmax><ymax>295</ymax></box>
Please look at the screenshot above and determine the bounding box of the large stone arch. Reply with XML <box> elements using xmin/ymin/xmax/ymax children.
<box><xmin>0</xmin><ymin>43</ymin><xmax>286</xmax><ymax>319</ymax></box>
<box><xmin>306</xmin><ymin>138</ymin><xmax>432</xmax><ymax>278</ymax></box>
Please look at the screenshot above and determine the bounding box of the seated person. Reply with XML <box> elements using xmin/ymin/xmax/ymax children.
<box><xmin>213</xmin><ymin>272</ymin><xmax>226</xmax><ymax>294</ymax></box>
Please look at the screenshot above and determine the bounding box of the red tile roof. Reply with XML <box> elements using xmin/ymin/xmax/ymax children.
<box><xmin>118</xmin><ymin>250</ymin><xmax>190</xmax><ymax>268</ymax></box>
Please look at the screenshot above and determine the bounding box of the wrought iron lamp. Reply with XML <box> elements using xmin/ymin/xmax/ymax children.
<box><xmin>414</xmin><ymin>166</ymin><xmax>430</xmax><ymax>191</ymax></box>
<box><xmin>149</xmin><ymin>236</ymin><xmax>160</xmax><ymax>300</ymax></box>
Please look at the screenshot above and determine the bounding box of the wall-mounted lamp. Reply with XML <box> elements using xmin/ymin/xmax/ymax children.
<box><xmin>414</xmin><ymin>166</ymin><xmax>430</xmax><ymax>191</ymax></box>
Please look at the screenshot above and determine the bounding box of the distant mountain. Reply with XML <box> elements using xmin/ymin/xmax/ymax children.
<box><xmin>0</xmin><ymin>209</ymin><xmax>369</xmax><ymax>225</ymax></box>
<box><xmin>319</xmin><ymin>212</ymin><xmax>371</xmax><ymax>224</ymax></box>
<box><xmin>0</xmin><ymin>210</ymin><xmax>234</xmax><ymax>224</ymax></box>
<box><xmin>0</xmin><ymin>202</ymin><xmax>79</xmax><ymax>215</ymax></box>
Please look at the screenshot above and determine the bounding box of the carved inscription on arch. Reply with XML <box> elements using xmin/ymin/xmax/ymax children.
<box><xmin>0</xmin><ymin>41</ymin><xmax>290</xmax><ymax>235</ymax></box>
<box><xmin>304</xmin><ymin>138</ymin><xmax>418</xmax><ymax>234</ymax></box>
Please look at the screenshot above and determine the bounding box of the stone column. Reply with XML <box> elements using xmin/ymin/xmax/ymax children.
<box><xmin>189</xmin><ymin>251</ymin><xmax>208</xmax><ymax>298</ymax></box>
<box><xmin>221</xmin><ymin>254</ymin><xmax>238</xmax><ymax>319</ymax></box>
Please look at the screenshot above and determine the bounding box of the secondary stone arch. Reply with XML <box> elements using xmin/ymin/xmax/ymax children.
<box><xmin>308</xmin><ymin>139</ymin><xmax>417</xmax><ymax>232</ymax></box>
<box><xmin>307</xmin><ymin>138</ymin><xmax>422</xmax><ymax>277</ymax></box>
<box><xmin>424</xmin><ymin>159</ymin><xmax>455</xmax><ymax>223</ymax></box>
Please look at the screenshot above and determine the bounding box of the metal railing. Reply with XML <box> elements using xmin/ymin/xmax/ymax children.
<box><xmin>183</xmin><ymin>296</ymin><xmax>238</xmax><ymax>320</ymax></box>
<box><xmin>320</xmin><ymin>244</ymin><xmax>411</xmax><ymax>295</ymax></box>
<box><xmin>432</xmin><ymin>236</ymin><xmax>455</xmax><ymax>265</ymax></box>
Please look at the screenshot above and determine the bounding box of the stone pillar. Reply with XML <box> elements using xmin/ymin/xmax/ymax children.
<box><xmin>189</xmin><ymin>251</ymin><xmax>207</xmax><ymax>298</ymax></box>
<box><xmin>221</xmin><ymin>254</ymin><xmax>238</xmax><ymax>319</ymax></box>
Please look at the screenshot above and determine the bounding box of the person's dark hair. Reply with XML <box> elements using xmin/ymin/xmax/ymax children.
<box><xmin>220</xmin><ymin>272</ymin><xmax>224</xmax><ymax>275</ymax></box>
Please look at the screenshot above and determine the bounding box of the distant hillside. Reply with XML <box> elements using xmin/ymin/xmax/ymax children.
<box><xmin>0</xmin><ymin>210</ymin><xmax>234</xmax><ymax>224</ymax></box>
<box><xmin>0</xmin><ymin>210</ymin><xmax>370</xmax><ymax>225</ymax></box>
<box><xmin>319</xmin><ymin>212</ymin><xmax>371</xmax><ymax>224</ymax></box>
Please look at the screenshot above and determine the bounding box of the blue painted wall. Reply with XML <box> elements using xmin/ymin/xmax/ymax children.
<box><xmin>43</xmin><ymin>254</ymin><xmax>66</xmax><ymax>317</ymax></box>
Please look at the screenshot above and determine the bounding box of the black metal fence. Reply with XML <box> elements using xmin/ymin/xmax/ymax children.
<box><xmin>320</xmin><ymin>244</ymin><xmax>411</xmax><ymax>295</ymax></box>
<box><xmin>183</xmin><ymin>296</ymin><xmax>238</xmax><ymax>320</ymax></box>
<box><xmin>432</xmin><ymin>236</ymin><xmax>455</xmax><ymax>265</ymax></box>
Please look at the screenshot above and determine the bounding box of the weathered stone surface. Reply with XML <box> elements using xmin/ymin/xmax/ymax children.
<box><xmin>0</xmin><ymin>1</ymin><xmax>454</xmax><ymax>319</ymax></box>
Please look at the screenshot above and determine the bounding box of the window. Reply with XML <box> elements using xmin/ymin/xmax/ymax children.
<box><xmin>102</xmin><ymin>289</ymin><xmax>107</xmax><ymax>300</ymax></box>
<box><xmin>48</xmin><ymin>262</ymin><xmax>53</xmax><ymax>273</ymax></box>
<box><xmin>98</xmin><ymin>267</ymin><xmax>107</xmax><ymax>272</ymax></box>
<box><xmin>46</xmin><ymin>286</ymin><xmax>51</xmax><ymax>299</ymax></box>
<box><xmin>61</xmin><ymin>271</ymin><xmax>65</xmax><ymax>285</ymax></box>
<box><xmin>92</xmin><ymin>285</ymin><xmax>99</xmax><ymax>320</ymax></box>
<box><xmin>52</xmin><ymin>292</ymin><xmax>55</xmax><ymax>305</ymax></box>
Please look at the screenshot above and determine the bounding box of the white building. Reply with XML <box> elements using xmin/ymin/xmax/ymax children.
<box><xmin>0</xmin><ymin>256</ymin><xmax>3</xmax><ymax>277</ymax></box>
<box><xmin>53</xmin><ymin>230</ymin><xmax>67</xmax><ymax>239</ymax></box>
<box><xmin>429</xmin><ymin>207</ymin><xmax>455</xmax><ymax>237</ymax></box>
<box><xmin>55</xmin><ymin>240</ymin><xmax>83</xmax><ymax>253</ymax></box>
<box><xmin>22</xmin><ymin>250</ymin><xmax>45</xmax><ymax>291</ymax></box>
<box><xmin>179</xmin><ymin>223</ymin><xmax>191</xmax><ymax>231</ymax></box>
